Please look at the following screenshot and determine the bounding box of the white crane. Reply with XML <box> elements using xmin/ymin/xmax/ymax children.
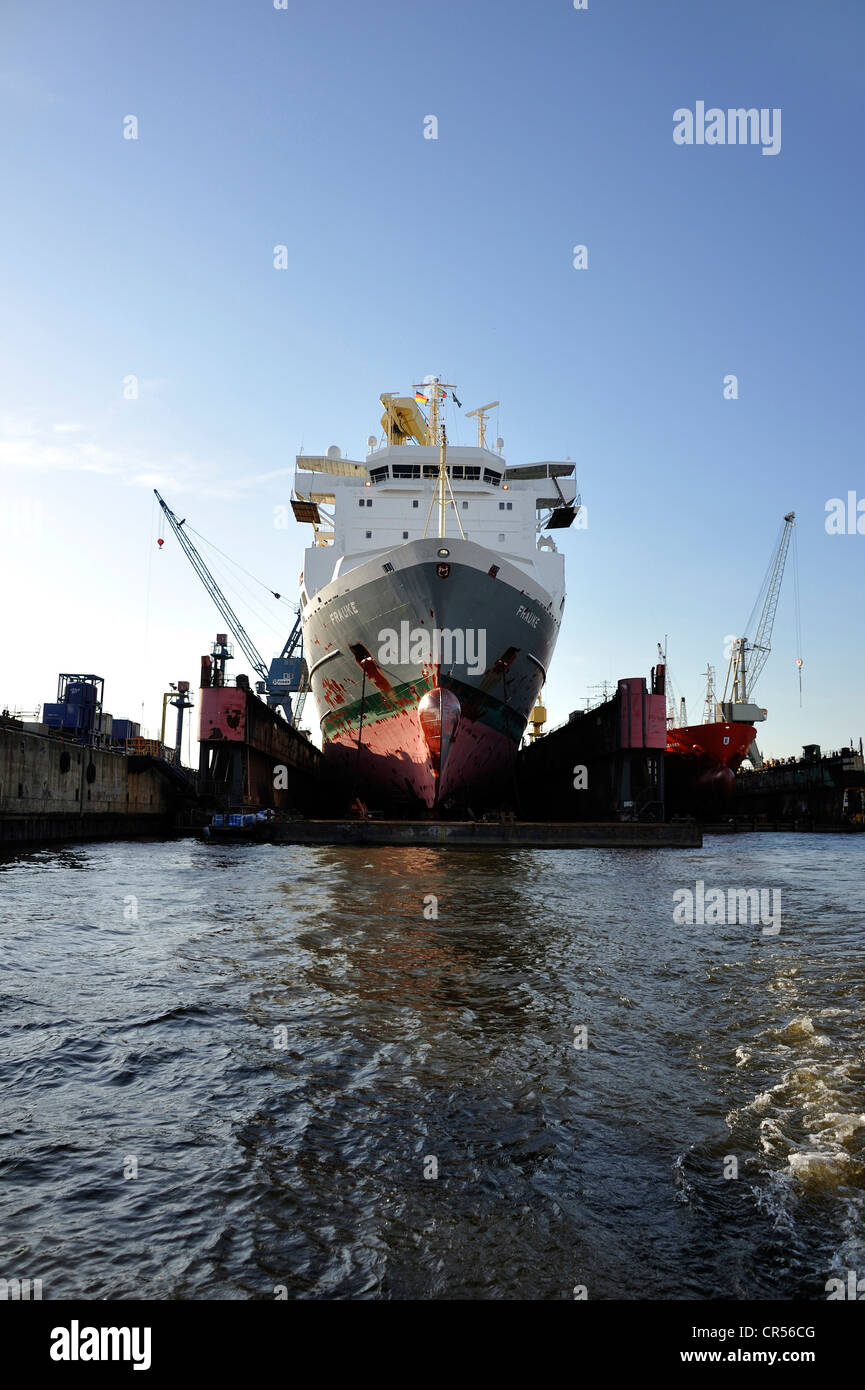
<box><xmin>719</xmin><ymin>511</ymin><xmax>798</xmax><ymax>766</ymax></box>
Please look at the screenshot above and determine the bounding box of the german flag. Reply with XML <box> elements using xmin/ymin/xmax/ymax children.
<box><xmin>415</xmin><ymin>392</ymin><xmax>428</xmax><ymax>405</ymax></box>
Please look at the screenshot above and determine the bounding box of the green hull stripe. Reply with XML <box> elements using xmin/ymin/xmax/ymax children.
<box><xmin>321</xmin><ymin>674</ymin><xmax>525</xmax><ymax>743</ymax></box>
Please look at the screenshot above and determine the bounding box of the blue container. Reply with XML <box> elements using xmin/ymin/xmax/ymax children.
<box><xmin>113</xmin><ymin>719</ymin><xmax>140</xmax><ymax>741</ymax></box>
<box><xmin>65</xmin><ymin>681</ymin><xmax>98</xmax><ymax>706</ymax></box>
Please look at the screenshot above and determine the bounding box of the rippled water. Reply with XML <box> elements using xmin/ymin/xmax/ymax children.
<box><xmin>0</xmin><ymin>833</ymin><xmax>863</xmax><ymax>1300</ymax></box>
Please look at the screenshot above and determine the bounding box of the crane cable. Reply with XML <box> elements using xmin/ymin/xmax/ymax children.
<box><xmin>184</xmin><ymin>523</ymin><xmax>298</xmax><ymax>610</ymax></box>
<box><xmin>185</xmin><ymin>533</ymin><xmax>289</xmax><ymax>644</ymax></box>
<box><xmin>793</xmin><ymin>522</ymin><xmax>804</xmax><ymax>706</ymax></box>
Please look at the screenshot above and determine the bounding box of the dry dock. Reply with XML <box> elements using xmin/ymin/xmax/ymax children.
<box><xmin>206</xmin><ymin>819</ymin><xmax>701</xmax><ymax>848</ymax></box>
<box><xmin>0</xmin><ymin>720</ymin><xmax>181</xmax><ymax>845</ymax></box>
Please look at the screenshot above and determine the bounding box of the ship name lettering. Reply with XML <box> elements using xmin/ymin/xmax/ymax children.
<box><xmin>332</xmin><ymin>602</ymin><xmax>359</xmax><ymax>624</ymax></box>
<box><xmin>517</xmin><ymin>605</ymin><xmax>540</xmax><ymax>628</ymax></box>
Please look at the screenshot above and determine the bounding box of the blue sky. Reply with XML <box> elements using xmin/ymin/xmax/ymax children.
<box><xmin>1</xmin><ymin>0</ymin><xmax>862</xmax><ymax>756</ymax></box>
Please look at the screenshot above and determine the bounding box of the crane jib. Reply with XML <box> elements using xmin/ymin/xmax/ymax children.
<box><xmin>152</xmin><ymin>489</ymin><xmax>307</xmax><ymax>722</ymax></box>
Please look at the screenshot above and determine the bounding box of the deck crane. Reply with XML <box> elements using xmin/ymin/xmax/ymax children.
<box><xmin>153</xmin><ymin>491</ymin><xmax>309</xmax><ymax>726</ymax></box>
<box><xmin>719</xmin><ymin>510</ymin><xmax>797</xmax><ymax>767</ymax></box>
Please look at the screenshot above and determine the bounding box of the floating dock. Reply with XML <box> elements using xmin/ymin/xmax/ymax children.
<box><xmin>0</xmin><ymin>718</ymin><xmax>183</xmax><ymax>845</ymax></box>
<box><xmin>517</xmin><ymin>675</ymin><xmax>666</xmax><ymax>822</ymax></box>
<box><xmin>205</xmin><ymin>819</ymin><xmax>701</xmax><ymax>848</ymax></box>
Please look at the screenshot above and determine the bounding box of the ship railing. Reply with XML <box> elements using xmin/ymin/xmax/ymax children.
<box><xmin>125</xmin><ymin>736</ymin><xmax>166</xmax><ymax>758</ymax></box>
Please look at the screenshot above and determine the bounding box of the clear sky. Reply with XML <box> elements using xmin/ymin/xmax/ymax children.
<box><xmin>1</xmin><ymin>0</ymin><xmax>863</xmax><ymax>758</ymax></box>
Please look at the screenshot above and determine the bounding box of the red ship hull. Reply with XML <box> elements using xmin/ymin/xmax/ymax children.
<box><xmin>666</xmin><ymin>720</ymin><xmax>757</xmax><ymax>810</ymax></box>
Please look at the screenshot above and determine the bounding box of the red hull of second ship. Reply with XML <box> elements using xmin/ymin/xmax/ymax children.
<box><xmin>666</xmin><ymin>720</ymin><xmax>757</xmax><ymax>810</ymax></box>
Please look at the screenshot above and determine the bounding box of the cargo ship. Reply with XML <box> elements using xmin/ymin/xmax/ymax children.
<box><xmin>666</xmin><ymin>716</ymin><xmax>757</xmax><ymax>802</ymax></box>
<box><xmin>660</xmin><ymin>653</ymin><xmax>760</xmax><ymax>814</ymax></box>
<box><xmin>663</xmin><ymin>512</ymin><xmax>798</xmax><ymax>815</ymax></box>
<box><xmin>290</xmin><ymin>379</ymin><xmax>581</xmax><ymax>811</ymax></box>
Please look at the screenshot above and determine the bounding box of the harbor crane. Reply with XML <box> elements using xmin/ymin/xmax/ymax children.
<box><xmin>153</xmin><ymin>490</ymin><xmax>308</xmax><ymax>726</ymax></box>
<box><xmin>719</xmin><ymin>510</ymin><xmax>797</xmax><ymax>766</ymax></box>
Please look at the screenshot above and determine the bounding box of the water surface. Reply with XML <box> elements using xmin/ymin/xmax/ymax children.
<box><xmin>0</xmin><ymin>833</ymin><xmax>862</xmax><ymax>1299</ymax></box>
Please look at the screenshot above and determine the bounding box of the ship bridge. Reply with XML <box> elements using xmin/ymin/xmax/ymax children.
<box><xmin>290</xmin><ymin>384</ymin><xmax>580</xmax><ymax>611</ymax></box>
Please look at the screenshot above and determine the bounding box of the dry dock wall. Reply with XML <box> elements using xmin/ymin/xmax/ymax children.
<box><xmin>0</xmin><ymin>724</ymin><xmax>174</xmax><ymax>844</ymax></box>
<box><xmin>245</xmin><ymin>820</ymin><xmax>701</xmax><ymax>849</ymax></box>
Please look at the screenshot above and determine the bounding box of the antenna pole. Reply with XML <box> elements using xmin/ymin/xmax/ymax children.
<box><xmin>465</xmin><ymin>401</ymin><xmax>499</xmax><ymax>449</ymax></box>
<box><xmin>438</xmin><ymin>427</ymin><xmax>447</xmax><ymax>537</ymax></box>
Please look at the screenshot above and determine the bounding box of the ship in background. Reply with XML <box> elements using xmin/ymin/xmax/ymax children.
<box><xmin>664</xmin><ymin>511</ymin><xmax>799</xmax><ymax>813</ymax></box>
<box><xmin>290</xmin><ymin>378</ymin><xmax>581</xmax><ymax>812</ymax></box>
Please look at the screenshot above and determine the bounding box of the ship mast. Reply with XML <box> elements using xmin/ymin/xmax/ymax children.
<box><xmin>438</xmin><ymin>424</ymin><xmax>448</xmax><ymax>536</ymax></box>
<box><xmin>418</xmin><ymin>377</ymin><xmax>464</xmax><ymax>541</ymax></box>
<box><xmin>465</xmin><ymin>401</ymin><xmax>499</xmax><ymax>449</ymax></box>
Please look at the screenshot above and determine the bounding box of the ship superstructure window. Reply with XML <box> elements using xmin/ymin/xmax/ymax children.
<box><xmin>461</xmin><ymin>501</ymin><xmax>468</xmax><ymax>510</ymax></box>
<box><xmin>369</xmin><ymin>466</ymin><xmax>389</xmax><ymax>484</ymax></box>
<box><xmin>498</xmin><ymin>501</ymin><xmax>513</xmax><ymax>510</ymax></box>
<box><xmin>498</xmin><ymin>532</ymin><xmax>505</xmax><ymax>541</ymax></box>
<box><xmin>464</xmin><ymin>466</ymin><xmax>480</xmax><ymax>480</ymax></box>
<box><xmin>393</xmin><ymin>463</ymin><xmax>421</xmax><ymax>479</ymax></box>
<box><xmin>484</xmin><ymin>469</ymin><xmax>502</xmax><ymax>485</ymax></box>
<box><xmin>402</xmin><ymin>531</ymin><xmax>409</xmax><ymax>539</ymax></box>
<box><xmin>412</xmin><ymin>499</ymin><xmax>419</xmax><ymax>508</ymax></box>
<box><xmin>365</xmin><ymin>530</ymin><xmax>372</xmax><ymax>539</ymax></box>
<box><xmin>423</xmin><ymin>465</ymin><xmax>439</xmax><ymax>479</ymax></box>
